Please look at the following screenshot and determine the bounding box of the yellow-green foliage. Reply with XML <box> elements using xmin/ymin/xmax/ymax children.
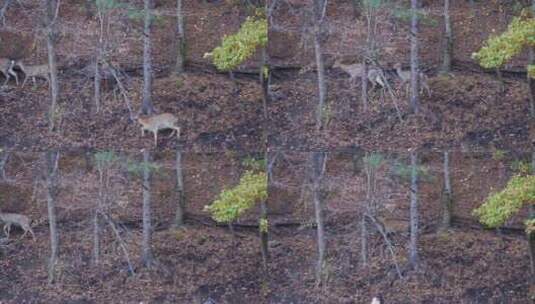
<box><xmin>206</xmin><ymin>15</ymin><xmax>267</xmax><ymax>71</ymax></box>
<box><xmin>473</xmin><ymin>175</ymin><xmax>535</xmax><ymax>231</ymax></box>
<box><xmin>204</xmin><ymin>170</ymin><xmax>267</xmax><ymax>223</ymax></box>
<box><xmin>472</xmin><ymin>11</ymin><xmax>535</xmax><ymax>75</ymax></box>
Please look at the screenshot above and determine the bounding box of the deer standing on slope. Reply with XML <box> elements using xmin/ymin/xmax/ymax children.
<box><xmin>137</xmin><ymin>113</ymin><xmax>181</xmax><ymax>146</ymax></box>
<box><xmin>394</xmin><ymin>62</ymin><xmax>431</xmax><ymax>96</ymax></box>
<box><xmin>0</xmin><ymin>212</ymin><xmax>36</xmax><ymax>241</ymax></box>
<box><xmin>333</xmin><ymin>59</ymin><xmax>386</xmax><ymax>90</ymax></box>
<box><xmin>13</xmin><ymin>60</ymin><xmax>50</xmax><ymax>87</ymax></box>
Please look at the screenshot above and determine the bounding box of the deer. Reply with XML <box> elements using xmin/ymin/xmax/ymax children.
<box><xmin>0</xmin><ymin>58</ymin><xmax>19</xmax><ymax>85</ymax></box>
<box><xmin>13</xmin><ymin>60</ymin><xmax>50</xmax><ymax>87</ymax></box>
<box><xmin>0</xmin><ymin>212</ymin><xmax>36</xmax><ymax>241</ymax></box>
<box><xmin>333</xmin><ymin>59</ymin><xmax>386</xmax><ymax>89</ymax></box>
<box><xmin>393</xmin><ymin>62</ymin><xmax>431</xmax><ymax>96</ymax></box>
<box><xmin>137</xmin><ymin>113</ymin><xmax>181</xmax><ymax>146</ymax></box>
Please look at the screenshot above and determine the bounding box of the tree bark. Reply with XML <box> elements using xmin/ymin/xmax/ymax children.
<box><xmin>142</xmin><ymin>149</ymin><xmax>154</xmax><ymax>267</ymax></box>
<box><xmin>174</xmin><ymin>147</ymin><xmax>185</xmax><ymax>227</ymax></box>
<box><xmin>312</xmin><ymin>0</ymin><xmax>327</xmax><ymax>130</ymax></box>
<box><xmin>440</xmin><ymin>150</ymin><xmax>453</xmax><ymax>231</ymax></box>
<box><xmin>361</xmin><ymin>62</ymin><xmax>368</xmax><ymax>112</ymax></box>
<box><xmin>360</xmin><ymin>215</ymin><xmax>367</xmax><ymax>266</ymax></box>
<box><xmin>441</xmin><ymin>0</ymin><xmax>452</xmax><ymax>74</ymax></box>
<box><xmin>312</xmin><ymin>151</ymin><xmax>327</xmax><ymax>285</ymax></box>
<box><xmin>174</xmin><ymin>0</ymin><xmax>185</xmax><ymax>75</ymax></box>
<box><xmin>528</xmin><ymin>0</ymin><xmax>535</xmax><ymax>118</ymax></box>
<box><xmin>409</xmin><ymin>150</ymin><xmax>419</xmax><ymax>270</ymax></box>
<box><xmin>410</xmin><ymin>0</ymin><xmax>420</xmax><ymax>113</ymax></box>
<box><xmin>259</xmin><ymin>43</ymin><xmax>270</xmax><ymax>269</ymax></box>
<box><xmin>45</xmin><ymin>150</ymin><xmax>60</xmax><ymax>284</ymax></box>
<box><xmin>0</xmin><ymin>149</ymin><xmax>8</xmax><ymax>180</ymax></box>
<box><xmin>45</xmin><ymin>0</ymin><xmax>60</xmax><ymax>132</ymax></box>
<box><xmin>530</xmin><ymin>151</ymin><xmax>535</xmax><ymax>277</ymax></box>
<box><xmin>142</xmin><ymin>0</ymin><xmax>154</xmax><ymax>114</ymax></box>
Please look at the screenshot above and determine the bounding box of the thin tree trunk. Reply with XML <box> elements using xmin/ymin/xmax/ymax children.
<box><xmin>409</xmin><ymin>150</ymin><xmax>419</xmax><ymax>270</ymax></box>
<box><xmin>92</xmin><ymin>209</ymin><xmax>100</xmax><ymax>265</ymax></box>
<box><xmin>440</xmin><ymin>150</ymin><xmax>453</xmax><ymax>231</ymax></box>
<box><xmin>313</xmin><ymin>35</ymin><xmax>326</xmax><ymax>129</ymax></box>
<box><xmin>142</xmin><ymin>0</ymin><xmax>154</xmax><ymax>114</ymax></box>
<box><xmin>259</xmin><ymin>46</ymin><xmax>270</xmax><ymax>270</ymax></box>
<box><xmin>361</xmin><ymin>62</ymin><xmax>368</xmax><ymax>112</ymax></box>
<box><xmin>0</xmin><ymin>149</ymin><xmax>8</xmax><ymax>180</ymax></box>
<box><xmin>45</xmin><ymin>0</ymin><xmax>60</xmax><ymax>132</ymax></box>
<box><xmin>174</xmin><ymin>0</ymin><xmax>185</xmax><ymax>75</ymax></box>
<box><xmin>530</xmin><ymin>151</ymin><xmax>535</xmax><ymax>277</ymax></box>
<box><xmin>45</xmin><ymin>150</ymin><xmax>60</xmax><ymax>284</ymax></box>
<box><xmin>441</xmin><ymin>0</ymin><xmax>452</xmax><ymax>74</ymax></box>
<box><xmin>312</xmin><ymin>0</ymin><xmax>327</xmax><ymax>130</ymax></box>
<box><xmin>360</xmin><ymin>215</ymin><xmax>367</xmax><ymax>266</ymax></box>
<box><xmin>142</xmin><ymin>149</ymin><xmax>154</xmax><ymax>267</ymax></box>
<box><xmin>528</xmin><ymin>0</ymin><xmax>535</xmax><ymax>118</ymax></box>
<box><xmin>174</xmin><ymin>148</ymin><xmax>185</xmax><ymax>227</ymax></box>
<box><xmin>410</xmin><ymin>0</ymin><xmax>420</xmax><ymax>113</ymax></box>
<box><xmin>312</xmin><ymin>151</ymin><xmax>327</xmax><ymax>285</ymax></box>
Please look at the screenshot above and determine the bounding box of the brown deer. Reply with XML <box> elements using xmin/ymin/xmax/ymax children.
<box><xmin>0</xmin><ymin>212</ymin><xmax>36</xmax><ymax>241</ymax></box>
<box><xmin>13</xmin><ymin>60</ymin><xmax>50</xmax><ymax>87</ymax></box>
<box><xmin>333</xmin><ymin>59</ymin><xmax>386</xmax><ymax>89</ymax></box>
<box><xmin>137</xmin><ymin>113</ymin><xmax>181</xmax><ymax>146</ymax></box>
<box><xmin>393</xmin><ymin>62</ymin><xmax>431</xmax><ymax>96</ymax></box>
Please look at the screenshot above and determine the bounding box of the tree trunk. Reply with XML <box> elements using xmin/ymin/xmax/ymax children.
<box><xmin>409</xmin><ymin>150</ymin><xmax>419</xmax><ymax>270</ymax></box>
<box><xmin>410</xmin><ymin>0</ymin><xmax>420</xmax><ymax>113</ymax></box>
<box><xmin>360</xmin><ymin>215</ymin><xmax>367</xmax><ymax>266</ymax></box>
<box><xmin>440</xmin><ymin>150</ymin><xmax>453</xmax><ymax>231</ymax></box>
<box><xmin>530</xmin><ymin>151</ymin><xmax>535</xmax><ymax>277</ymax></box>
<box><xmin>0</xmin><ymin>149</ymin><xmax>8</xmax><ymax>180</ymax></box>
<box><xmin>142</xmin><ymin>0</ymin><xmax>154</xmax><ymax>114</ymax></box>
<box><xmin>313</xmin><ymin>35</ymin><xmax>326</xmax><ymax>130</ymax></box>
<box><xmin>259</xmin><ymin>45</ymin><xmax>270</xmax><ymax>270</ymax></box>
<box><xmin>174</xmin><ymin>0</ymin><xmax>185</xmax><ymax>75</ymax></box>
<box><xmin>142</xmin><ymin>149</ymin><xmax>154</xmax><ymax>267</ymax></box>
<box><xmin>45</xmin><ymin>0</ymin><xmax>60</xmax><ymax>132</ymax></box>
<box><xmin>174</xmin><ymin>148</ymin><xmax>185</xmax><ymax>228</ymax></box>
<box><xmin>312</xmin><ymin>152</ymin><xmax>327</xmax><ymax>285</ymax></box>
<box><xmin>361</xmin><ymin>62</ymin><xmax>368</xmax><ymax>112</ymax></box>
<box><xmin>441</xmin><ymin>0</ymin><xmax>452</xmax><ymax>74</ymax></box>
<box><xmin>92</xmin><ymin>208</ymin><xmax>100</xmax><ymax>265</ymax></box>
<box><xmin>312</xmin><ymin>0</ymin><xmax>327</xmax><ymax>130</ymax></box>
<box><xmin>45</xmin><ymin>150</ymin><xmax>60</xmax><ymax>284</ymax></box>
<box><xmin>528</xmin><ymin>0</ymin><xmax>535</xmax><ymax>118</ymax></box>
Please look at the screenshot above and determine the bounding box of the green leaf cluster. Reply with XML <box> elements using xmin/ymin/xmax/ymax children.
<box><xmin>473</xmin><ymin>174</ymin><xmax>535</xmax><ymax>229</ymax></box>
<box><xmin>204</xmin><ymin>170</ymin><xmax>267</xmax><ymax>223</ymax></box>
<box><xmin>207</xmin><ymin>15</ymin><xmax>267</xmax><ymax>71</ymax></box>
<box><xmin>242</xmin><ymin>156</ymin><xmax>266</xmax><ymax>172</ymax></box>
<box><xmin>472</xmin><ymin>11</ymin><xmax>535</xmax><ymax>73</ymax></box>
<box><xmin>126</xmin><ymin>159</ymin><xmax>161</xmax><ymax>176</ymax></box>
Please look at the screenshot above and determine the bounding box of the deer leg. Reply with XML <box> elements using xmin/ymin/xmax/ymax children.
<box><xmin>2</xmin><ymin>71</ymin><xmax>8</xmax><ymax>86</ymax></box>
<box><xmin>154</xmin><ymin>131</ymin><xmax>158</xmax><ymax>146</ymax></box>
<box><xmin>4</xmin><ymin>223</ymin><xmax>10</xmax><ymax>239</ymax></box>
<box><xmin>29</xmin><ymin>227</ymin><xmax>36</xmax><ymax>241</ymax></box>
<box><xmin>8</xmin><ymin>68</ymin><xmax>18</xmax><ymax>85</ymax></box>
<box><xmin>21</xmin><ymin>75</ymin><xmax>27</xmax><ymax>87</ymax></box>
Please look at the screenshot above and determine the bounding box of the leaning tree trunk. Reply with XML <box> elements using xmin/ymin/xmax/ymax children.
<box><xmin>312</xmin><ymin>0</ymin><xmax>327</xmax><ymax>130</ymax></box>
<box><xmin>441</xmin><ymin>0</ymin><xmax>452</xmax><ymax>74</ymax></box>
<box><xmin>410</xmin><ymin>0</ymin><xmax>420</xmax><ymax>114</ymax></box>
<box><xmin>361</xmin><ymin>62</ymin><xmax>368</xmax><ymax>112</ymax></box>
<box><xmin>409</xmin><ymin>150</ymin><xmax>420</xmax><ymax>270</ymax></box>
<box><xmin>45</xmin><ymin>150</ymin><xmax>60</xmax><ymax>284</ymax></box>
<box><xmin>142</xmin><ymin>149</ymin><xmax>154</xmax><ymax>267</ymax></box>
<box><xmin>174</xmin><ymin>147</ymin><xmax>185</xmax><ymax>227</ymax></box>
<box><xmin>312</xmin><ymin>151</ymin><xmax>327</xmax><ymax>285</ymax></box>
<box><xmin>259</xmin><ymin>47</ymin><xmax>270</xmax><ymax>269</ymax></box>
<box><xmin>530</xmin><ymin>151</ymin><xmax>535</xmax><ymax>277</ymax></box>
<box><xmin>45</xmin><ymin>0</ymin><xmax>60</xmax><ymax>132</ymax></box>
<box><xmin>528</xmin><ymin>0</ymin><xmax>535</xmax><ymax>118</ymax></box>
<box><xmin>440</xmin><ymin>150</ymin><xmax>453</xmax><ymax>231</ymax></box>
<box><xmin>174</xmin><ymin>0</ymin><xmax>185</xmax><ymax>75</ymax></box>
<box><xmin>142</xmin><ymin>0</ymin><xmax>154</xmax><ymax>114</ymax></box>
